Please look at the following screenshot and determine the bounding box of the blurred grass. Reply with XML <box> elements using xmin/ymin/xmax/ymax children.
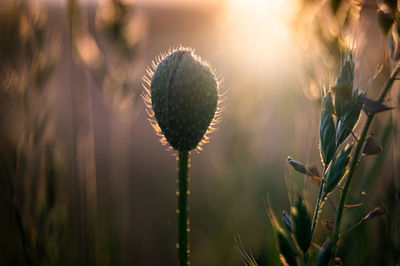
<box><xmin>0</xmin><ymin>0</ymin><xmax>399</xmax><ymax>265</ymax></box>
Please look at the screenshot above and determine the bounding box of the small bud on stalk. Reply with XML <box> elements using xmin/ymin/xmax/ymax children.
<box><xmin>143</xmin><ymin>47</ymin><xmax>220</xmax><ymax>152</ymax></box>
<box><xmin>142</xmin><ymin>47</ymin><xmax>221</xmax><ymax>266</ymax></box>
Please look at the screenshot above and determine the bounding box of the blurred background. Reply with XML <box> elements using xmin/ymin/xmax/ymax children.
<box><xmin>0</xmin><ymin>0</ymin><xmax>399</xmax><ymax>265</ymax></box>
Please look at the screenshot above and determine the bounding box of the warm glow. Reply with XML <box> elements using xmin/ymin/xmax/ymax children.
<box><xmin>221</xmin><ymin>0</ymin><xmax>301</xmax><ymax>77</ymax></box>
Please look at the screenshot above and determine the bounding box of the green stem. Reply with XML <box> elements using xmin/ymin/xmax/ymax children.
<box><xmin>310</xmin><ymin>179</ymin><xmax>325</xmax><ymax>239</ymax></box>
<box><xmin>178</xmin><ymin>151</ymin><xmax>190</xmax><ymax>266</ymax></box>
<box><xmin>331</xmin><ymin>63</ymin><xmax>400</xmax><ymax>251</ymax></box>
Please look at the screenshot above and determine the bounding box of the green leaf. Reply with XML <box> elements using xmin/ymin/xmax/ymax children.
<box><xmin>320</xmin><ymin>92</ymin><xmax>336</xmax><ymax>166</ymax></box>
<box><xmin>291</xmin><ymin>196</ymin><xmax>312</xmax><ymax>254</ymax></box>
<box><xmin>324</xmin><ymin>145</ymin><xmax>352</xmax><ymax>194</ymax></box>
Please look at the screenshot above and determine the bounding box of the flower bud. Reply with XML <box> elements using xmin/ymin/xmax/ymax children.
<box><xmin>143</xmin><ymin>47</ymin><xmax>220</xmax><ymax>152</ymax></box>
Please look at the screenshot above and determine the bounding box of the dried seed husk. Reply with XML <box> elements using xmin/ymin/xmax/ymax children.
<box><xmin>363</xmin><ymin>206</ymin><xmax>385</xmax><ymax>220</ymax></box>
<box><xmin>321</xmin><ymin>219</ymin><xmax>334</xmax><ymax>231</ymax></box>
<box><xmin>362</xmin><ymin>136</ymin><xmax>383</xmax><ymax>155</ymax></box>
<box><xmin>362</xmin><ymin>95</ymin><xmax>393</xmax><ymax>115</ymax></box>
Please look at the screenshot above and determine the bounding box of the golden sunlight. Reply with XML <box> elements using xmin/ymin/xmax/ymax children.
<box><xmin>221</xmin><ymin>0</ymin><xmax>301</xmax><ymax>76</ymax></box>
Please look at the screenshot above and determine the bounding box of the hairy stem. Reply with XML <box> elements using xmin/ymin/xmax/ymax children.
<box><xmin>331</xmin><ymin>63</ymin><xmax>400</xmax><ymax>253</ymax></box>
<box><xmin>178</xmin><ymin>151</ymin><xmax>190</xmax><ymax>265</ymax></box>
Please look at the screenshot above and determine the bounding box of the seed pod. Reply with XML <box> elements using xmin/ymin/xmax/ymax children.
<box><xmin>288</xmin><ymin>157</ymin><xmax>308</xmax><ymax>175</ymax></box>
<box><xmin>363</xmin><ymin>206</ymin><xmax>386</xmax><ymax>221</ymax></box>
<box><xmin>324</xmin><ymin>145</ymin><xmax>352</xmax><ymax>194</ymax></box>
<box><xmin>291</xmin><ymin>196</ymin><xmax>312</xmax><ymax>254</ymax></box>
<box><xmin>143</xmin><ymin>47</ymin><xmax>220</xmax><ymax>152</ymax></box>
<box><xmin>362</xmin><ymin>136</ymin><xmax>382</xmax><ymax>156</ymax></box>
<box><xmin>320</xmin><ymin>92</ymin><xmax>336</xmax><ymax>167</ymax></box>
<box><xmin>321</xmin><ymin>219</ymin><xmax>334</xmax><ymax>231</ymax></box>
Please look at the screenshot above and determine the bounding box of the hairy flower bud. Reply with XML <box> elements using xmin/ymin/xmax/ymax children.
<box><xmin>143</xmin><ymin>47</ymin><xmax>220</xmax><ymax>152</ymax></box>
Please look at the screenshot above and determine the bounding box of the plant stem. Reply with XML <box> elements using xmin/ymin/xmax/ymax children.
<box><xmin>331</xmin><ymin>63</ymin><xmax>400</xmax><ymax>251</ymax></box>
<box><xmin>178</xmin><ymin>151</ymin><xmax>190</xmax><ymax>266</ymax></box>
<box><xmin>310</xmin><ymin>179</ymin><xmax>325</xmax><ymax>239</ymax></box>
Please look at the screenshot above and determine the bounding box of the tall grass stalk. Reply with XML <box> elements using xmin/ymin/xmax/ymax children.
<box><xmin>331</xmin><ymin>62</ymin><xmax>400</xmax><ymax>250</ymax></box>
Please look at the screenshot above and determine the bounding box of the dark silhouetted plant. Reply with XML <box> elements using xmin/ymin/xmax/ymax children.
<box><xmin>269</xmin><ymin>51</ymin><xmax>400</xmax><ymax>265</ymax></box>
<box><xmin>143</xmin><ymin>47</ymin><xmax>222</xmax><ymax>266</ymax></box>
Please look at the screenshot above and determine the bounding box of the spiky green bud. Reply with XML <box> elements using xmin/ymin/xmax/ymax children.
<box><xmin>147</xmin><ymin>48</ymin><xmax>219</xmax><ymax>152</ymax></box>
